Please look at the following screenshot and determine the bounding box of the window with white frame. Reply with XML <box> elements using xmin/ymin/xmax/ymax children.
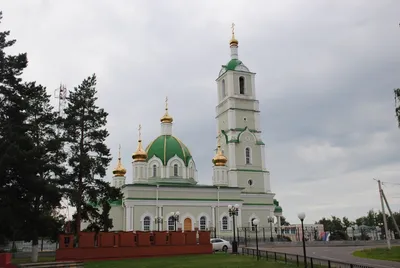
<box><xmin>222</xmin><ymin>216</ymin><xmax>228</xmax><ymax>230</ymax></box>
<box><xmin>173</xmin><ymin>164</ymin><xmax>178</xmax><ymax>176</ymax></box>
<box><xmin>245</xmin><ymin>147</ymin><xmax>251</xmax><ymax>164</ymax></box>
<box><xmin>143</xmin><ymin>216</ymin><xmax>151</xmax><ymax>231</ymax></box>
<box><xmin>222</xmin><ymin>79</ymin><xmax>226</xmax><ymax>97</ymax></box>
<box><xmin>199</xmin><ymin>216</ymin><xmax>206</xmax><ymax>231</ymax></box>
<box><xmin>152</xmin><ymin>165</ymin><xmax>157</xmax><ymax>177</ymax></box>
<box><xmin>251</xmin><ymin>218</ymin><xmax>256</xmax><ymax>231</ymax></box>
<box><xmin>168</xmin><ymin>216</ymin><xmax>175</xmax><ymax>231</ymax></box>
<box><xmin>239</xmin><ymin>76</ymin><xmax>245</xmax><ymax>94</ymax></box>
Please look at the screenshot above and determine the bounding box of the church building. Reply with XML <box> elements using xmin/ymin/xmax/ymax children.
<box><xmin>98</xmin><ymin>28</ymin><xmax>284</xmax><ymax>237</ymax></box>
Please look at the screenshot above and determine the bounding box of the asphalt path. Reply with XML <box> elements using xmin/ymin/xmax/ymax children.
<box><xmin>259</xmin><ymin>246</ymin><xmax>400</xmax><ymax>268</ymax></box>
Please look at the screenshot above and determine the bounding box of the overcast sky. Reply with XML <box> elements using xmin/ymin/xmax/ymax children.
<box><xmin>2</xmin><ymin>0</ymin><xmax>400</xmax><ymax>224</ymax></box>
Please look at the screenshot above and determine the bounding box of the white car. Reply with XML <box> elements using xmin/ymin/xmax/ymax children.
<box><xmin>210</xmin><ymin>238</ymin><xmax>231</xmax><ymax>252</ymax></box>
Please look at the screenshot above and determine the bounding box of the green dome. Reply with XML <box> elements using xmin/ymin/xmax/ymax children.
<box><xmin>146</xmin><ymin>135</ymin><xmax>192</xmax><ymax>166</ymax></box>
<box><xmin>274</xmin><ymin>206</ymin><xmax>283</xmax><ymax>213</ymax></box>
<box><xmin>220</xmin><ymin>59</ymin><xmax>250</xmax><ymax>75</ymax></box>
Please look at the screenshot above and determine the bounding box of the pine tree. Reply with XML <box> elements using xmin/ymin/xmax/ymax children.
<box><xmin>0</xmin><ymin>12</ymin><xmax>66</xmax><ymax>262</ymax></box>
<box><xmin>62</xmin><ymin>74</ymin><xmax>121</xmax><ymax>237</ymax></box>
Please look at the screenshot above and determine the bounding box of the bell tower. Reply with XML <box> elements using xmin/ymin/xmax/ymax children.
<box><xmin>215</xmin><ymin>24</ymin><xmax>271</xmax><ymax>193</ymax></box>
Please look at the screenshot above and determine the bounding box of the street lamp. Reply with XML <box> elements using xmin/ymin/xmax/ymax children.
<box><xmin>172</xmin><ymin>211</ymin><xmax>180</xmax><ymax>231</ymax></box>
<box><xmin>298</xmin><ymin>212</ymin><xmax>307</xmax><ymax>268</ymax></box>
<box><xmin>267</xmin><ymin>216</ymin><xmax>274</xmax><ymax>242</ymax></box>
<box><xmin>228</xmin><ymin>204</ymin><xmax>239</xmax><ymax>254</ymax></box>
<box><xmin>155</xmin><ymin>216</ymin><xmax>163</xmax><ymax>231</ymax></box>
<box><xmin>253</xmin><ymin>218</ymin><xmax>260</xmax><ymax>261</ymax></box>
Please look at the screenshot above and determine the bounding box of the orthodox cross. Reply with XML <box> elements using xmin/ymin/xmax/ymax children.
<box><xmin>231</xmin><ymin>23</ymin><xmax>235</xmax><ymax>36</ymax></box>
<box><xmin>118</xmin><ymin>144</ymin><xmax>121</xmax><ymax>159</ymax></box>
<box><xmin>165</xmin><ymin>96</ymin><xmax>169</xmax><ymax>111</ymax></box>
<box><xmin>138</xmin><ymin>124</ymin><xmax>142</xmax><ymax>140</ymax></box>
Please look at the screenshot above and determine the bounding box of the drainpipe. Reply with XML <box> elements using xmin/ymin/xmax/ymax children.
<box><xmin>217</xmin><ymin>186</ymin><xmax>220</xmax><ymax>237</ymax></box>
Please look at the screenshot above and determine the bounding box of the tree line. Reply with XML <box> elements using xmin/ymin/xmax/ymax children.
<box><xmin>315</xmin><ymin>210</ymin><xmax>400</xmax><ymax>240</ymax></box>
<box><xmin>0</xmin><ymin>12</ymin><xmax>122</xmax><ymax>262</ymax></box>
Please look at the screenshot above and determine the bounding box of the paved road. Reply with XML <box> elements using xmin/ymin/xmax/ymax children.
<box><xmin>259</xmin><ymin>246</ymin><xmax>400</xmax><ymax>268</ymax></box>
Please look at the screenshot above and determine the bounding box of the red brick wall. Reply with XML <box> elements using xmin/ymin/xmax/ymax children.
<box><xmin>56</xmin><ymin>231</ymin><xmax>212</xmax><ymax>261</ymax></box>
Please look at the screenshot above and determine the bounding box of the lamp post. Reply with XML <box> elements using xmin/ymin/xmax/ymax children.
<box><xmin>228</xmin><ymin>204</ymin><xmax>239</xmax><ymax>254</ymax></box>
<box><xmin>298</xmin><ymin>212</ymin><xmax>307</xmax><ymax>268</ymax></box>
<box><xmin>155</xmin><ymin>216</ymin><xmax>163</xmax><ymax>231</ymax></box>
<box><xmin>253</xmin><ymin>218</ymin><xmax>260</xmax><ymax>260</ymax></box>
<box><xmin>172</xmin><ymin>211</ymin><xmax>180</xmax><ymax>231</ymax></box>
<box><xmin>267</xmin><ymin>216</ymin><xmax>274</xmax><ymax>242</ymax></box>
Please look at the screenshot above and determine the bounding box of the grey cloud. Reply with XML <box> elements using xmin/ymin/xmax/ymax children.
<box><xmin>2</xmin><ymin>0</ymin><xmax>400</xmax><ymax>224</ymax></box>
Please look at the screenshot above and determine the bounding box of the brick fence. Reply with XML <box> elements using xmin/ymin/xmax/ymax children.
<box><xmin>56</xmin><ymin>231</ymin><xmax>212</xmax><ymax>261</ymax></box>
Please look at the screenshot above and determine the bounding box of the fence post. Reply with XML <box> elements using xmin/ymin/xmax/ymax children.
<box><xmin>284</xmin><ymin>253</ymin><xmax>287</xmax><ymax>263</ymax></box>
<box><xmin>274</xmin><ymin>252</ymin><xmax>277</xmax><ymax>261</ymax></box>
<box><xmin>310</xmin><ymin>257</ymin><xmax>313</xmax><ymax>268</ymax></box>
<box><xmin>296</xmin><ymin>255</ymin><xmax>299</xmax><ymax>267</ymax></box>
<box><xmin>266</xmin><ymin>250</ymin><xmax>268</xmax><ymax>261</ymax></box>
<box><xmin>244</xmin><ymin>228</ymin><xmax>247</xmax><ymax>247</ymax></box>
<box><xmin>328</xmin><ymin>260</ymin><xmax>331</xmax><ymax>268</ymax></box>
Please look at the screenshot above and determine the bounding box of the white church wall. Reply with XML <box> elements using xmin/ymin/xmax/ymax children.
<box><xmin>109</xmin><ymin>206</ymin><xmax>124</xmax><ymax>231</ymax></box>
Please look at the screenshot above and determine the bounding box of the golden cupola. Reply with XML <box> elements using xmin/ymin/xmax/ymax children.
<box><xmin>212</xmin><ymin>132</ymin><xmax>228</xmax><ymax>166</ymax></box>
<box><xmin>113</xmin><ymin>145</ymin><xmax>127</xmax><ymax>177</ymax></box>
<box><xmin>160</xmin><ymin>96</ymin><xmax>173</xmax><ymax>124</ymax></box>
<box><xmin>230</xmin><ymin>22</ymin><xmax>238</xmax><ymax>46</ymax></box>
<box><xmin>132</xmin><ymin>124</ymin><xmax>148</xmax><ymax>162</ymax></box>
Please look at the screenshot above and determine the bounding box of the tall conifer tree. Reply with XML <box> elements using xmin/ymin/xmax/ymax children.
<box><xmin>0</xmin><ymin>11</ymin><xmax>66</xmax><ymax>262</ymax></box>
<box><xmin>62</xmin><ymin>74</ymin><xmax>121</xmax><ymax>236</ymax></box>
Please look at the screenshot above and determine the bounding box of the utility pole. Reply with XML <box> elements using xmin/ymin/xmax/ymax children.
<box><xmin>377</xmin><ymin>179</ymin><xmax>391</xmax><ymax>249</ymax></box>
<box><xmin>381</xmin><ymin>189</ymin><xmax>400</xmax><ymax>238</ymax></box>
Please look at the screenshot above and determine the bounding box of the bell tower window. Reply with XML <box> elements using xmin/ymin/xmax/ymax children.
<box><xmin>245</xmin><ymin>147</ymin><xmax>251</xmax><ymax>164</ymax></box>
<box><xmin>239</xmin><ymin>76</ymin><xmax>245</xmax><ymax>94</ymax></box>
<box><xmin>222</xmin><ymin>79</ymin><xmax>226</xmax><ymax>97</ymax></box>
<box><xmin>173</xmin><ymin>164</ymin><xmax>178</xmax><ymax>176</ymax></box>
<box><xmin>152</xmin><ymin>165</ymin><xmax>157</xmax><ymax>177</ymax></box>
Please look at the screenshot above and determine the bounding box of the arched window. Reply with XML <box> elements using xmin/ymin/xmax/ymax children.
<box><xmin>200</xmin><ymin>216</ymin><xmax>207</xmax><ymax>231</ymax></box>
<box><xmin>168</xmin><ymin>216</ymin><xmax>175</xmax><ymax>231</ymax></box>
<box><xmin>152</xmin><ymin>165</ymin><xmax>157</xmax><ymax>177</ymax></box>
<box><xmin>239</xmin><ymin>76</ymin><xmax>245</xmax><ymax>94</ymax></box>
<box><xmin>222</xmin><ymin>216</ymin><xmax>228</xmax><ymax>230</ymax></box>
<box><xmin>143</xmin><ymin>216</ymin><xmax>151</xmax><ymax>231</ymax></box>
<box><xmin>173</xmin><ymin>164</ymin><xmax>178</xmax><ymax>176</ymax></box>
<box><xmin>221</xmin><ymin>79</ymin><xmax>226</xmax><ymax>97</ymax></box>
<box><xmin>251</xmin><ymin>218</ymin><xmax>256</xmax><ymax>231</ymax></box>
<box><xmin>245</xmin><ymin>147</ymin><xmax>251</xmax><ymax>164</ymax></box>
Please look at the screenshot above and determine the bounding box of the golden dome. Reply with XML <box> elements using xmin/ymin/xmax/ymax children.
<box><xmin>230</xmin><ymin>22</ymin><xmax>239</xmax><ymax>46</ymax></box>
<box><xmin>132</xmin><ymin>124</ymin><xmax>148</xmax><ymax>162</ymax></box>
<box><xmin>113</xmin><ymin>145</ymin><xmax>127</xmax><ymax>177</ymax></box>
<box><xmin>160</xmin><ymin>96</ymin><xmax>173</xmax><ymax>123</ymax></box>
<box><xmin>212</xmin><ymin>133</ymin><xmax>228</xmax><ymax>166</ymax></box>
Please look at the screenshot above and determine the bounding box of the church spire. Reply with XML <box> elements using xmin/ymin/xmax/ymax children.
<box><xmin>229</xmin><ymin>23</ymin><xmax>239</xmax><ymax>60</ymax></box>
<box><xmin>212</xmin><ymin>132</ymin><xmax>228</xmax><ymax>166</ymax></box>
<box><xmin>160</xmin><ymin>96</ymin><xmax>173</xmax><ymax>124</ymax></box>
<box><xmin>132</xmin><ymin>124</ymin><xmax>148</xmax><ymax>162</ymax></box>
<box><xmin>113</xmin><ymin>144</ymin><xmax>127</xmax><ymax>177</ymax></box>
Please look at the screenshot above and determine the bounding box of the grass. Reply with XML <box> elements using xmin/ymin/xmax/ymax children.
<box><xmin>353</xmin><ymin>246</ymin><xmax>400</xmax><ymax>262</ymax></box>
<box><xmin>84</xmin><ymin>254</ymin><xmax>298</xmax><ymax>268</ymax></box>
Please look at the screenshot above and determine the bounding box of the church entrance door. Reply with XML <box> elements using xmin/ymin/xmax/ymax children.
<box><xmin>184</xmin><ymin>218</ymin><xmax>192</xmax><ymax>231</ymax></box>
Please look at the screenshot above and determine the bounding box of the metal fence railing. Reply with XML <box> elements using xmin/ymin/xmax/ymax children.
<box><xmin>241</xmin><ymin>247</ymin><xmax>375</xmax><ymax>268</ymax></box>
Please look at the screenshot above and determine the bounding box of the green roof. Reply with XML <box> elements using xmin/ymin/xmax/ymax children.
<box><xmin>146</xmin><ymin>135</ymin><xmax>192</xmax><ymax>166</ymax></box>
<box><xmin>274</xmin><ymin>206</ymin><xmax>283</xmax><ymax>213</ymax></box>
<box><xmin>223</xmin><ymin>59</ymin><xmax>243</xmax><ymax>71</ymax></box>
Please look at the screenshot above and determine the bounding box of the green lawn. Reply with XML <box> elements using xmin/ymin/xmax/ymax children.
<box><xmin>84</xmin><ymin>254</ymin><xmax>298</xmax><ymax>268</ymax></box>
<box><xmin>353</xmin><ymin>246</ymin><xmax>400</xmax><ymax>262</ymax></box>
